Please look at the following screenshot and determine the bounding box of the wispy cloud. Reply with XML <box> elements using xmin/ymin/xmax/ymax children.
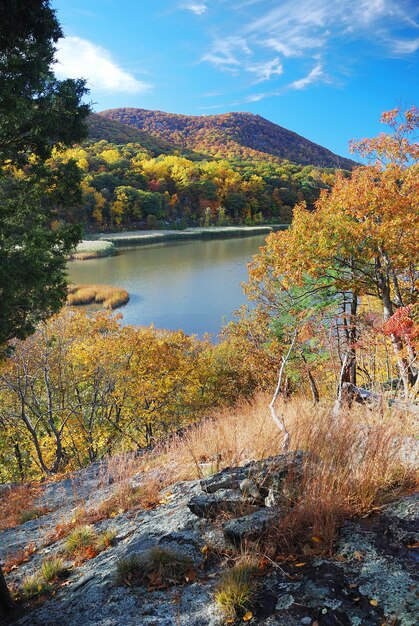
<box><xmin>181</xmin><ymin>2</ymin><xmax>208</xmax><ymax>15</ymax></box>
<box><xmin>202</xmin><ymin>36</ymin><xmax>251</xmax><ymax>69</ymax></box>
<box><xmin>287</xmin><ymin>63</ymin><xmax>324</xmax><ymax>90</ymax></box>
<box><xmin>246</xmin><ymin>57</ymin><xmax>283</xmax><ymax>82</ymax></box>
<box><xmin>55</xmin><ymin>36</ymin><xmax>152</xmax><ymax>94</ymax></box>
<box><xmin>201</xmin><ymin>0</ymin><xmax>419</xmax><ymax>83</ymax></box>
<box><xmin>389</xmin><ymin>36</ymin><xmax>419</xmax><ymax>54</ymax></box>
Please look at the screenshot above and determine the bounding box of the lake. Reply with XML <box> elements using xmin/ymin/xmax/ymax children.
<box><xmin>67</xmin><ymin>235</ymin><xmax>268</xmax><ymax>337</ymax></box>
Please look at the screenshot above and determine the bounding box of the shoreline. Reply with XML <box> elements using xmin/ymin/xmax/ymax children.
<box><xmin>93</xmin><ymin>225</ymin><xmax>288</xmax><ymax>247</ymax></box>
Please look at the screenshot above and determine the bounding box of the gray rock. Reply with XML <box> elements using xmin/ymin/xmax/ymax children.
<box><xmin>200</xmin><ymin>468</ymin><xmax>247</xmax><ymax>494</ymax></box>
<box><xmin>188</xmin><ymin>489</ymin><xmax>249</xmax><ymax>519</ymax></box>
<box><xmin>223</xmin><ymin>507</ymin><xmax>278</xmax><ymax>546</ymax></box>
<box><xmin>239</xmin><ymin>478</ymin><xmax>261</xmax><ymax>499</ymax></box>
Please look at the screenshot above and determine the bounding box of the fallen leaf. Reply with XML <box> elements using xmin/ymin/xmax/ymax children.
<box><xmin>185</xmin><ymin>569</ymin><xmax>197</xmax><ymax>582</ymax></box>
<box><xmin>407</xmin><ymin>541</ymin><xmax>419</xmax><ymax>549</ymax></box>
<box><xmin>294</xmin><ymin>562</ymin><xmax>306</xmax><ymax>567</ymax></box>
<box><xmin>311</xmin><ymin>536</ymin><xmax>321</xmax><ymax>543</ymax></box>
<box><xmin>370</xmin><ymin>599</ymin><xmax>378</xmax><ymax>606</ymax></box>
<box><xmin>243</xmin><ymin>611</ymin><xmax>253</xmax><ymax>621</ymax></box>
<box><xmin>353</xmin><ymin>550</ymin><xmax>364</xmax><ymax>561</ymax></box>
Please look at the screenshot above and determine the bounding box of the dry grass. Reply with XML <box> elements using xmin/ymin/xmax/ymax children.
<box><xmin>67</xmin><ymin>284</ymin><xmax>129</xmax><ymax>309</ymax></box>
<box><xmin>0</xmin><ymin>484</ymin><xmax>42</xmax><ymax>531</ymax></box>
<box><xmin>144</xmin><ymin>394</ymin><xmax>417</xmax><ymax>555</ymax></box>
<box><xmin>31</xmin><ymin>394</ymin><xmax>417</xmax><ymax>566</ymax></box>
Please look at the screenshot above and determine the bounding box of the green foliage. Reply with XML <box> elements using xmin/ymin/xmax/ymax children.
<box><xmin>0</xmin><ymin>0</ymin><xmax>90</xmax><ymax>346</ymax></box>
<box><xmin>49</xmin><ymin>139</ymin><xmax>337</xmax><ymax>229</ymax></box>
<box><xmin>0</xmin><ymin>1</ymin><xmax>89</xmax><ymax>166</ymax></box>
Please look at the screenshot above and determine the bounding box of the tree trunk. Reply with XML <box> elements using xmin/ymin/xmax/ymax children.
<box><xmin>381</xmin><ymin>285</ymin><xmax>410</xmax><ymax>398</ymax></box>
<box><xmin>0</xmin><ymin>565</ymin><xmax>14</xmax><ymax>617</ymax></box>
<box><xmin>269</xmin><ymin>330</ymin><xmax>297</xmax><ymax>451</ymax></box>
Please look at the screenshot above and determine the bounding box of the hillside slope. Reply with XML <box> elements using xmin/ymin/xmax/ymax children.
<box><xmin>99</xmin><ymin>108</ymin><xmax>356</xmax><ymax>168</ymax></box>
<box><xmin>87</xmin><ymin>113</ymin><xmax>207</xmax><ymax>160</ymax></box>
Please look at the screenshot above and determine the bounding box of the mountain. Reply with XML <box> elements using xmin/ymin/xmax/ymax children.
<box><xmin>86</xmin><ymin>113</ymin><xmax>206</xmax><ymax>160</ymax></box>
<box><xmin>98</xmin><ymin>108</ymin><xmax>356</xmax><ymax>169</ymax></box>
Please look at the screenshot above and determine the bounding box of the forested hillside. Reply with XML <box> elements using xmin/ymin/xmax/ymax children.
<box><xmin>99</xmin><ymin>108</ymin><xmax>357</xmax><ymax>169</ymax></box>
<box><xmin>50</xmin><ymin>140</ymin><xmax>337</xmax><ymax>229</ymax></box>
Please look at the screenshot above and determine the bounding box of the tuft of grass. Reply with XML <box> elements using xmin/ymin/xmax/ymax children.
<box><xmin>64</xmin><ymin>525</ymin><xmax>97</xmax><ymax>557</ymax></box>
<box><xmin>96</xmin><ymin>528</ymin><xmax>117</xmax><ymax>552</ymax></box>
<box><xmin>63</xmin><ymin>525</ymin><xmax>116</xmax><ymax>563</ymax></box>
<box><xmin>22</xmin><ymin>573</ymin><xmax>50</xmax><ymax>599</ymax></box>
<box><xmin>19</xmin><ymin>508</ymin><xmax>45</xmax><ymax>524</ymax></box>
<box><xmin>115</xmin><ymin>554</ymin><xmax>141</xmax><ymax>586</ymax></box>
<box><xmin>67</xmin><ymin>284</ymin><xmax>129</xmax><ymax>309</ymax></box>
<box><xmin>145</xmin><ymin>546</ymin><xmax>193</xmax><ymax>584</ymax></box>
<box><xmin>215</xmin><ymin>559</ymin><xmax>258</xmax><ymax>619</ymax></box>
<box><xmin>40</xmin><ymin>556</ymin><xmax>66</xmax><ymax>583</ymax></box>
<box><xmin>115</xmin><ymin>546</ymin><xmax>193</xmax><ymax>587</ymax></box>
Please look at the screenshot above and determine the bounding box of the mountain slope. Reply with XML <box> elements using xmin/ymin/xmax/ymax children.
<box><xmin>87</xmin><ymin>113</ymin><xmax>207</xmax><ymax>160</ymax></box>
<box><xmin>99</xmin><ymin>108</ymin><xmax>356</xmax><ymax>168</ymax></box>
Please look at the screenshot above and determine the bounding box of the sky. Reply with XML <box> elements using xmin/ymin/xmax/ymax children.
<box><xmin>52</xmin><ymin>0</ymin><xmax>419</xmax><ymax>159</ymax></box>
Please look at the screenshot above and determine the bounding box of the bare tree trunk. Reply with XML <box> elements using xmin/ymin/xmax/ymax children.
<box><xmin>269</xmin><ymin>331</ymin><xmax>297</xmax><ymax>452</ymax></box>
<box><xmin>300</xmin><ymin>353</ymin><xmax>319</xmax><ymax>403</ymax></box>
<box><xmin>0</xmin><ymin>565</ymin><xmax>14</xmax><ymax>617</ymax></box>
<box><xmin>333</xmin><ymin>354</ymin><xmax>348</xmax><ymax>417</ymax></box>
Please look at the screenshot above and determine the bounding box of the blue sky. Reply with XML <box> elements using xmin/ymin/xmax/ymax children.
<box><xmin>53</xmin><ymin>0</ymin><xmax>419</xmax><ymax>158</ymax></box>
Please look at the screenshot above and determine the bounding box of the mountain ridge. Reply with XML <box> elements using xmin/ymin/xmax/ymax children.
<box><xmin>98</xmin><ymin>108</ymin><xmax>357</xmax><ymax>169</ymax></box>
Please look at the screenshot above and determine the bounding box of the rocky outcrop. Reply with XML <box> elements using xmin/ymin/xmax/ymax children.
<box><xmin>1</xmin><ymin>453</ymin><xmax>417</xmax><ymax>626</ymax></box>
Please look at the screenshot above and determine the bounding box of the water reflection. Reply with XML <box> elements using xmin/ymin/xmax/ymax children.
<box><xmin>68</xmin><ymin>235</ymin><xmax>267</xmax><ymax>337</ymax></box>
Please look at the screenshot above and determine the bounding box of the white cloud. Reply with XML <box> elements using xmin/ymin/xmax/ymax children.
<box><xmin>390</xmin><ymin>37</ymin><xmax>419</xmax><ymax>53</ymax></box>
<box><xmin>202</xmin><ymin>36</ymin><xmax>251</xmax><ymax>68</ymax></box>
<box><xmin>182</xmin><ymin>2</ymin><xmax>208</xmax><ymax>15</ymax></box>
<box><xmin>54</xmin><ymin>36</ymin><xmax>152</xmax><ymax>94</ymax></box>
<box><xmin>246</xmin><ymin>57</ymin><xmax>283</xmax><ymax>82</ymax></box>
<box><xmin>287</xmin><ymin>63</ymin><xmax>324</xmax><ymax>90</ymax></box>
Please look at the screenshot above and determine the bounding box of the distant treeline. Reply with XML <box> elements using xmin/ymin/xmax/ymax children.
<box><xmin>49</xmin><ymin>140</ymin><xmax>342</xmax><ymax>230</ymax></box>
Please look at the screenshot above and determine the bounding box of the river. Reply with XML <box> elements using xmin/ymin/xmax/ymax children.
<box><xmin>67</xmin><ymin>235</ymin><xmax>267</xmax><ymax>337</ymax></box>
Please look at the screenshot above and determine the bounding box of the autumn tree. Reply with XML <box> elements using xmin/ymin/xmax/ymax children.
<box><xmin>245</xmin><ymin>107</ymin><xmax>418</xmax><ymax>445</ymax></box>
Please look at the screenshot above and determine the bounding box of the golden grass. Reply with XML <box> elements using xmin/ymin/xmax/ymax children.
<box><xmin>67</xmin><ymin>284</ymin><xmax>129</xmax><ymax>309</ymax></box>
<box><xmin>0</xmin><ymin>484</ymin><xmax>42</xmax><ymax>531</ymax></box>
<box><xmin>139</xmin><ymin>394</ymin><xmax>417</xmax><ymax>555</ymax></box>
<box><xmin>42</xmin><ymin>394</ymin><xmax>417</xmax><ymax>562</ymax></box>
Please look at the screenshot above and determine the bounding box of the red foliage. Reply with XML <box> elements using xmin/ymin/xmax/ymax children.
<box><xmin>383</xmin><ymin>305</ymin><xmax>419</xmax><ymax>346</ymax></box>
